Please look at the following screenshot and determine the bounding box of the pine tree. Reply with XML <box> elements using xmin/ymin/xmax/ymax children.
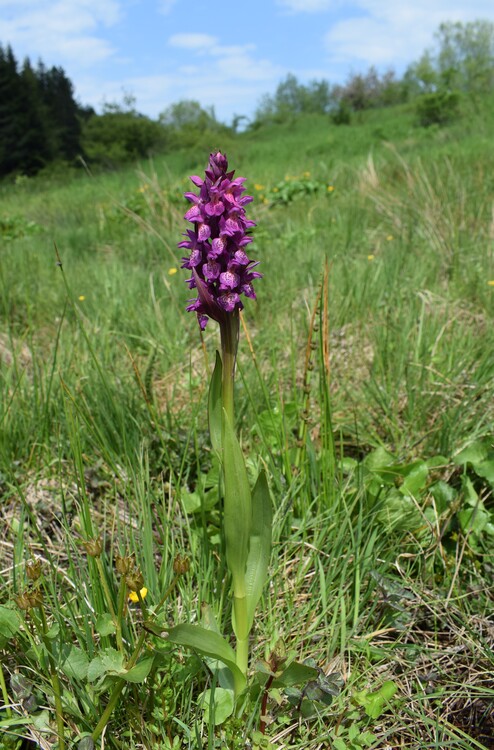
<box><xmin>0</xmin><ymin>45</ymin><xmax>23</xmax><ymax>176</ymax></box>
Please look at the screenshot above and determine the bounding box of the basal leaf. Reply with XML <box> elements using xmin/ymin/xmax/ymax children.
<box><xmin>222</xmin><ymin>409</ymin><xmax>252</xmax><ymax>593</ymax></box>
<box><xmin>208</xmin><ymin>351</ymin><xmax>223</xmax><ymax>456</ymax></box>
<box><xmin>122</xmin><ymin>656</ymin><xmax>154</xmax><ymax>683</ymax></box>
<box><xmin>166</xmin><ymin>623</ymin><xmax>246</xmax><ymax>692</ymax></box>
<box><xmin>59</xmin><ymin>645</ymin><xmax>89</xmax><ymax>681</ymax></box>
<box><xmin>244</xmin><ymin>469</ymin><xmax>272</xmax><ymax>631</ymax></box>
<box><xmin>201</xmin><ymin>687</ymin><xmax>235</xmax><ymax>725</ymax></box>
<box><xmin>272</xmin><ymin>660</ymin><xmax>319</xmax><ymax>688</ymax></box>
<box><xmin>0</xmin><ymin>605</ymin><xmax>22</xmax><ymax>648</ymax></box>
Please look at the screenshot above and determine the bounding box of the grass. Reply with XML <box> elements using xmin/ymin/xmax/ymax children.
<box><xmin>0</xmin><ymin>100</ymin><xmax>493</xmax><ymax>749</ymax></box>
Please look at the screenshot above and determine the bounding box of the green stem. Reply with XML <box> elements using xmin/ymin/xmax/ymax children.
<box><xmin>36</xmin><ymin>607</ymin><xmax>65</xmax><ymax>750</ymax></box>
<box><xmin>0</xmin><ymin>660</ymin><xmax>12</xmax><ymax>719</ymax></box>
<box><xmin>152</xmin><ymin>575</ymin><xmax>180</xmax><ymax>617</ymax></box>
<box><xmin>115</xmin><ymin>577</ymin><xmax>126</xmax><ymax>653</ymax></box>
<box><xmin>95</xmin><ymin>558</ymin><xmax>118</xmax><ymax>626</ymax></box>
<box><xmin>91</xmin><ymin>629</ymin><xmax>147</xmax><ymax>741</ymax></box>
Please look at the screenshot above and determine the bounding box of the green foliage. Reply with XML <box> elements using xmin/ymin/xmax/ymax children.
<box><xmin>82</xmin><ymin>104</ymin><xmax>167</xmax><ymax>166</ymax></box>
<box><xmin>0</xmin><ymin>214</ymin><xmax>43</xmax><ymax>241</ymax></box>
<box><xmin>0</xmin><ymin>44</ymin><xmax>84</xmax><ymax>177</ymax></box>
<box><xmin>253</xmin><ymin>74</ymin><xmax>334</xmax><ymax>126</ymax></box>
<box><xmin>416</xmin><ymin>89</ymin><xmax>461</xmax><ymax>126</ymax></box>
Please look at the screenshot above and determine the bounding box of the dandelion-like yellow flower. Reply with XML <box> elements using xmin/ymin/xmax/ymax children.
<box><xmin>78</xmin><ymin>295</ymin><xmax>86</xmax><ymax>301</ymax></box>
<box><xmin>327</xmin><ymin>185</ymin><xmax>335</xmax><ymax>192</ymax></box>
<box><xmin>386</xmin><ymin>235</ymin><xmax>394</xmax><ymax>241</ymax></box>
<box><xmin>168</xmin><ymin>268</ymin><xmax>178</xmax><ymax>275</ymax></box>
<box><xmin>367</xmin><ymin>254</ymin><xmax>375</xmax><ymax>261</ymax></box>
<box><xmin>128</xmin><ymin>587</ymin><xmax>148</xmax><ymax>603</ymax></box>
<box><xmin>488</xmin><ymin>280</ymin><xmax>494</xmax><ymax>286</ymax></box>
<box><xmin>253</xmin><ymin>183</ymin><xmax>265</xmax><ymax>191</ymax></box>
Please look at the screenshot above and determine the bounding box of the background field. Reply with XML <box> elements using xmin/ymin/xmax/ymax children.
<box><xmin>1</xmin><ymin>98</ymin><xmax>493</xmax><ymax>749</ymax></box>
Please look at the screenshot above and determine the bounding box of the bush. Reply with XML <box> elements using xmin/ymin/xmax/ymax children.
<box><xmin>416</xmin><ymin>89</ymin><xmax>461</xmax><ymax>126</ymax></box>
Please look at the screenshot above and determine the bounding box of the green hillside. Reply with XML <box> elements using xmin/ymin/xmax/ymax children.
<box><xmin>1</xmin><ymin>97</ymin><xmax>493</xmax><ymax>749</ymax></box>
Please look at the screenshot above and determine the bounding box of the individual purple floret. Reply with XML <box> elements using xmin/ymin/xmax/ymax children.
<box><xmin>179</xmin><ymin>151</ymin><xmax>261</xmax><ymax>329</ymax></box>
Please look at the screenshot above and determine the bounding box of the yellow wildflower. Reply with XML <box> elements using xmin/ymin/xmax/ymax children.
<box><xmin>128</xmin><ymin>587</ymin><xmax>148</xmax><ymax>603</ymax></box>
<box><xmin>327</xmin><ymin>185</ymin><xmax>335</xmax><ymax>192</ymax></box>
<box><xmin>386</xmin><ymin>235</ymin><xmax>394</xmax><ymax>241</ymax></box>
<box><xmin>168</xmin><ymin>268</ymin><xmax>178</xmax><ymax>275</ymax></box>
<box><xmin>488</xmin><ymin>280</ymin><xmax>494</xmax><ymax>286</ymax></box>
<box><xmin>253</xmin><ymin>183</ymin><xmax>265</xmax><ymax>191</ymax></box>
<box><xmin>367</xmin><ymin>254</ymin><xmax>375</xmax><ymax>261</ymax></box>
<box><xmin>78</xmin><ymin>295</ymin><xmax>85</xmax><ymax>301</ymax></box>
<box><xmin>303</xmin><ymin>171</ymin><xmax>311</xmax><ymax>178</ymax></box>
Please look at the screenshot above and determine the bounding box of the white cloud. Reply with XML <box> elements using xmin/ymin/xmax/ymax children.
<box><xmin>277</xmin><ymin>0</ymin><xmax>333</xmax><ymax>11</ymax></box>
<box><xmin>0</xmin><ymin>0</ymin><xmax>121</xmax><ymax>65</ymax></box>
<box><xmin>78</xmin><ymin>39</ymin><xmax>284</xmax><ymax>122</ymax></box>
<box><xmin>168</xmin><ymin>33</ymin><xmax>217</xmax><ymax>50</ymax></box>
<box><xmin>324</xmin><ymin>1</ymin><xmax>494</xmax><ymax>70</ymax></box>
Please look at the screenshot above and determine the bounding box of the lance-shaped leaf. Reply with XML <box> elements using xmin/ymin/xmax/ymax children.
<box><xmin>166</xmin><ymin>624</ymin><xmax>246</xmax><ymax>693</ymax></box>
<box><xmin>244</xmin><ymin>469</ymin><xmax>272</xmax><ymax>632</ymax></box>
<box><xmin>208</xmin><ymin>351</ymin><xmax>223</xmax><ymax>456</ymax></box>
<box><xmin>222</xmin><ymin>408</ymin><xmax>252</xmax><ymax>596</ymax></box>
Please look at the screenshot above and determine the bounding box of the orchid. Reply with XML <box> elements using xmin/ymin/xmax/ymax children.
<box><xmin>170</xmin><ymin>152</ymin><xmax>272</xmax><ymax>697</ymax></box>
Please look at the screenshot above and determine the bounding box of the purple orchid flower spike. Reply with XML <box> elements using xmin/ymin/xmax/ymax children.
<box><xmin>179</xmin><ymin>151</ymin><xmax>261</xmax><ymax>329</ymax></box>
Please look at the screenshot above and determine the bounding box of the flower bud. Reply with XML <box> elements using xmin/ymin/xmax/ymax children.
<box><xmin>25</xmin><ymin>559</ymin><xmax>42</xmax><ymax>581</ymax></box>
<box><xmin>15</xmin><ymin>589</ymin><xmax>44</xmax><ymax>610</ymax></box>
<box><xmin>82</xmin><ymin>537</ymin><xmax>103</xmax><ymax>558</ymax></box>
<box><xmin>173</xmin><ymin>554</ymin><xmax>190</xmax><ymax>576</ymax></box>
<box><xmin>115</xmin><ymin>554</ymin><xmax>134</xmax><ymax>576</ymax></box>
<box><xmin>125</xmin><ymin>569</ymin><xmax>144</xmax><ymax>593</ymax></box>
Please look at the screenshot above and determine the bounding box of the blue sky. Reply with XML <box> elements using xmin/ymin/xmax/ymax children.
<box><xmin>2</xmin><ymin>0</ymin><xmax>494</xmax><ymax>124</ymax></box>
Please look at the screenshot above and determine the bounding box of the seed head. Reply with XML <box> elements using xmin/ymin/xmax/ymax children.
<box><xmin>25</xmin><ymin>559</ymin><xmax>42</xmax><ymax>581</ymax></box>
<box><xmin>82</xmin><ymin>537</ymin><xmax>103</xmax><ymax>558</ymax></box>
<box><xmin>173</xmin><ymin>554</ymin><xmax>190</xmax><ymax>577</ymax></box>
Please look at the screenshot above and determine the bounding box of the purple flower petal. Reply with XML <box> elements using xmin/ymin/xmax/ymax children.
<box><xmin>177</xmin><ymin>151</ymin><xmax>260</xmax><ymax>328</ymax></box>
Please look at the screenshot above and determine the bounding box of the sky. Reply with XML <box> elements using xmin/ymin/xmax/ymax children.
<box><xmin>2</xmin><ymin>0</ymin><xmax>494</xmax><ymax>124</ymax></box>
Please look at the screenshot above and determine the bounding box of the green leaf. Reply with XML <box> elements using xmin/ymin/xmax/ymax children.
<box><xmin>399</xmin><ymin>460</ymin><xmax>428</xmax><ymax>496</ymax></box>
<box><xmin>45</xmin><ymin>622</ymin><xmax>60</xmax><ymax>639</ymax></box>
<box><xmin>96</xmin><ymin>613</ymin><xmax>116</xmax><ymax>636</ymax></box>
<box><xmin>430</xmin><ymin>480</ymin><xmax>456</xmax><ymax>512</ymax></box>
<box><xmin>244</xmin><ymin>469</ymin><xmax>272</xmax><ymax>632</ymax></box>
<box><xmin>0</xmin><ymin>605</ymin><xmax>22</xmax><ymax>648</ymax></box>
<box><xmin>201</xmin><ymin>605</ymin><xmax>235</xmax><ymax>691</ymax></box>
<box><xmin>222</xmin><ymin>409</ymin><xmax>252</xmax><ymax>592</ymax></box>
<box><xmin>458</xmin><ymin>505</ymin><xmax>490</xmax><ymax>536</ymax></box>
<box><xmin>475</xmin><ymin>459</ymin><xmax>494</xmax><ymax>487</ymax></box>
<box><xmin>354</xmin><ymin>680</ymin><xmax>397</xmax><ymax>719</ymax></box>
<box><xmin>273</xmin><ymin>660</ymin><xmax>319</xmax><ymax>688</ymax></box>
<box><xmin>122</xmin><ymin>656</ymin><xmax>154</xmax><ymax>683</ymax></box>
<box><xmin>60</xmin><ymin>645</ymin><xmax>89</xmax><ymax>680</ymax></box>
<box><xmin>87</xmin><ymin>648</ymin><xmax>126</xmax><ymax>682</ymax></box>
<box><xmin>166</xmin><ymin>624</ymin><xmax>246</xmax><ymax>692</ymax></box>
<box><xmin>454</xmin><ymin>440</ymin><xmax>489</xmax><ymax>467</ymax></box>
<box><xmin>200</xmin><ymin>687</ymin><xmax>234</xmax><ymax>725</ymax></box>
<box><xmin>208</xmin><ymin>351</ymin><xmax>223</xmax><ymax>456</ymax></box>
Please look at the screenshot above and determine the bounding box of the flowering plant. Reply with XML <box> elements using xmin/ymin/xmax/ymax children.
<box><xmin>169</xmin><ymin>152</ymin><xmax>272</xmax><ymax>698</ymax></box>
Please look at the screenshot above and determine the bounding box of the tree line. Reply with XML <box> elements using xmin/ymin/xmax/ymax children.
<box><xmin>2</xmin><ymin>20</ymin><xmax>494</xmax><ymax>178</ymax></box>
<box><xmin>0</xmin><ymin>44</ymin><xmax>91</xmax><ymax>177</ymax></box>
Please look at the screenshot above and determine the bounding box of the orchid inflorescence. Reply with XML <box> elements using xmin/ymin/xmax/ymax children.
<box><xmin>179</xmin><ymin>151</ymin><xmax>262</xmax><ymax>330</ymax></box>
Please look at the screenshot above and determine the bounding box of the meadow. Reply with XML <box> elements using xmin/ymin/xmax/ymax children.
<box><xmin>1</xmin><ymin>99</ymin><xmax>493</xmax><ymax>749</ymax></box>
